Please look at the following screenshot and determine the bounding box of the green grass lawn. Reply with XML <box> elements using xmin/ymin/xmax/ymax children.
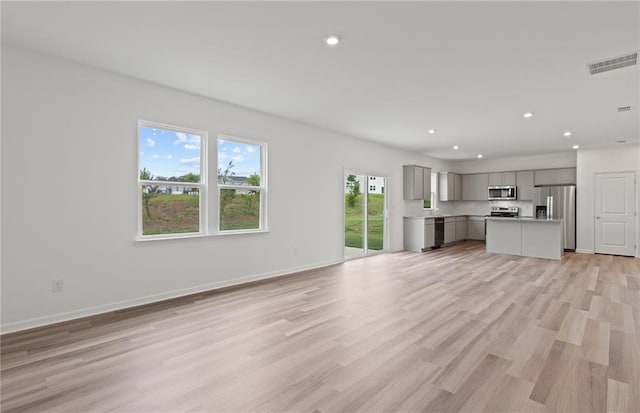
<box><xmin>345</xmin><ymin>193</ymin><xmax>384</xmax><ymax>250</ymax></box>
<box><xmin>142</xmin><ymin>193</ymin><xmax>200</xmax><ymax>235</ymax></box>
<box><xmin>142</xmin><ymin>192</ymin><xmax>260</xmax><ymax>234</ymax></box>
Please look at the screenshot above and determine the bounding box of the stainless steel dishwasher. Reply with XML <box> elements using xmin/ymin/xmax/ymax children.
<box><xmin>434</xmin><ymin>217</ymin><xmax>444</xmax><ymax>248</ymax></box>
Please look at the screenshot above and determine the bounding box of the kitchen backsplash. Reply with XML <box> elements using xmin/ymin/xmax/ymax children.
<box><xmin>404</xmin><ymin>200</ymin><xmax>534</xmax><ymax>217</ymax></box>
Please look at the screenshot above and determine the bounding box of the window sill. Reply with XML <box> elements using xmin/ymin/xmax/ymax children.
<box><xmin>134</xmin><ymin>229</ymin><xmax>270</xmax><ymax>244</ymax></box>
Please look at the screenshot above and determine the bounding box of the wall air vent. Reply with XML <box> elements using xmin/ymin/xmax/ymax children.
<box><xmin>587</xmin><ymin>52</ymin><xmax>637</xmax><ymax>75</ymax></box>
<box><xmin>617</xmin><ymin>106</ymin><xmax>632</xmax><ymax>112</ymax></box>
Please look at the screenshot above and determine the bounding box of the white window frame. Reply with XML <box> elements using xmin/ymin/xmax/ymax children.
<box><xmin>423</xmin><ymin>172</ymin><xmax>438</xmax><ymax>210</ymax></box>
<box><xmin>137</xmin><ymin>120</ymin><xmax>208</xmax><ymax>240</ymax></box>
<box><xmin>216</xmin><ymin>134</ymin><xmax>268</xmax><ymax>234</ymax></box>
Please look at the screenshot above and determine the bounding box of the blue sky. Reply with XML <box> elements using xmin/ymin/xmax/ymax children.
<box><xmin>139</xmin><ymin>125</ymin><xmax>261</xmax><ymax>180</ymax></box>
<box><xmin>217</xmin><ymin>138</ymin><xmax>261</xmax><ymax>178</ymax></box>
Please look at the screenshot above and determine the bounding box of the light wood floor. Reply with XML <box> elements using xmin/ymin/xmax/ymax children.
<box><xmin>2</xmin><ymin>242</ymin><xmax>639</xmax><ymax>412</ymax></box>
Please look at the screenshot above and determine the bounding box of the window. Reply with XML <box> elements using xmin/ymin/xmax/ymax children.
<box><xmin>423</xmin><ymin>172</ymin><xmax>438</xmax><ymax>209</ymax></box>
<box><xmin>138</xmin><ymin>121</ymin><xmax>207</xmax><ymax>238</ymax></box>
<box><xmin>217</xmin><ymin>135</ymin><xmax>266</xmax><ymax>232</ymax></box>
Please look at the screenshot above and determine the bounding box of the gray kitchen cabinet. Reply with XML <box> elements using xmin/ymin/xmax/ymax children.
<box><xmin>503</xmin><ymin>172</ymin><xmax>516</xmax><ymax>186</ymax></box>
<box><xmin>403</xmin><ymin>165</ymin><xmax>431</xmax><ymax>200</ymax></box>
<box><xmin>425</xmin><ymin>220</ymin><xmax>435</xmax><ymax>248</ymax></box>
<box><xmin>454</xmin><ymin>173</ymin><xmax>462</xmax><ymax>201</ymax></box>
<box><xmin>462</xmin><ymin>173</ymin><xmax>489</xmax><ymax>201</ymax></box>
<box><xmin>516</xmin><ymin>171</ymin><xmax>534</xmax><ymax>201</ymax></box>
<box><xmin>439</xmin><ymin>172</ymin><xmax>461</xmax><ymax>201</ymax></box>
<box><xmin>444</xmin><ymin>218</ymin><xmax>456</xmax><ymax>244</ymax></box>
<box><xmin>467</xmin><ymin>217</ymin><xmax>486</xmax><ymax>240</ymax></box>
<box><xmin>554</xmin><ymin>168</ymin><xmax>576</xmax><ymax>184</ymax></box>
<box><xmin>404</xmin><ymin>217</ymin><xmax>438</xmax><ymax>251</ymax></box>
<box><xmin>455</xmin><ymin>216</ymin><xmax>467</xmax><ymax>241</ymax></box>
<box><xmin>534</xmin><ymin>168</ymin><xmax>576</xmax><ymax>186</ymax></box>
<box><xmin>488</xmin><ymin>172</ymin><xmax>516</xmax><ymax>186</ymax></box>
<box><xmin>534</xmin><ymin>169</ymin><xmax>555</xmax><ymax>186</ymax></box>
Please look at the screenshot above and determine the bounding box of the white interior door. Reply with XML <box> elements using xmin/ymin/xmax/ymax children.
<box><xmin>595</xmin><ymin>172</ymin><xmax>636</xmax><ymax>256</ymax></box>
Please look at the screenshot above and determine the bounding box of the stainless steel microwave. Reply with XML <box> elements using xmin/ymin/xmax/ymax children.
<box><xmin>488</xmin><ymin>186</ymin><xmax>517</xmax><ymax>200</ymax></box>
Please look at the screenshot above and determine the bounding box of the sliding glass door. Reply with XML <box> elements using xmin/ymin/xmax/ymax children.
<box><xmin>344</xmin><ymin>173</ymin><xmax>387</xmax><ymax>259</ymax></box>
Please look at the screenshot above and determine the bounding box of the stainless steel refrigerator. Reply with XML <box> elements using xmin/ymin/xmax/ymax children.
<box><xmin>534</xmin><ymin>185</ymin><xmax>576</xmax><ymax>250</ymax></box>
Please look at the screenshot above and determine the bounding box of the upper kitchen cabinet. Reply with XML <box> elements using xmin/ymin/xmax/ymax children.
<box><xmin>534</xmin><ymin>168</ymin><xmax>576</xmax><ymax>186</ymax></box>
<box><xmin>488</xmin><ymin>172</ymin><xmax>516</xmax><ymax>186</ymax></box>
<box><xmin>462</xmin><ymin>173</ymin><xmax>489</xmax><ymax>201</ymax></box>
<box><xmin>454</xmin><ymin>173</ymin><xmax>462</xmax><ymax>201</ymax></box>
<box><xmin>403</xmin><ymin>165</ymin><xmax>431</xmax><ymax>200</ymax></box>
<box><xmin>516</xmin><ymin>171</ymin><xmax>534</xmax><ymax>201</ymax></box>
<box><xmin>439</xmin><ymin>172</ymin><xmax>461</xmax><ymax>201</ymax></box>
<box><xmin>554</xmin><ymin>168</ymin><xmax>576</xmax><ymax>184</ymax></box>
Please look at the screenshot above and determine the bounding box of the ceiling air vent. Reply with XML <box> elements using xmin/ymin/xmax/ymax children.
<box><xmin>587</xmin><ymin>52</ymin><xmax>637</xmax><ymax>75</ymax></box>
<box><xmin>617</xmin><ymin>106</ymin><xmax>632</xmax><ymax>112</ymax></box>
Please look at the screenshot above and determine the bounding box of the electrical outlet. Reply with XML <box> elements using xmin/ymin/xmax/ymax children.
<box><xmin>52</xmin><ymin>279</ymin><xmax>64</xmax><ymax>292</ymax></box>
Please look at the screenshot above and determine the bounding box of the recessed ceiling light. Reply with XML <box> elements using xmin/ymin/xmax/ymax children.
<box><xmin>572</xmin><ymin>145</ymin><xmax>579</xmax><ymax>149</ymax></box>
<box><xmin>428</xmin><ymin>129</ymin><xmax>437</xmax><ymax>134</ymax></box>
<box><xmin>324</xmin><ymin>34</ymin><xmax>341</xmax><ymax>46</ymax></box>
<box><xmin>452</xmin><ymin>145</ymin><xmax>459</xmax><ymax>150</ymax></box>
<box><xmin>523</xmin><ymin>112</ymin><xmax>534</xmax><ymax>118</ymax></box>
<box><xmin>477</xmin><ymin>154</ymin><xmax>483</xmax><ymax>158</ymax></box>
<box><xmin>563</xmin><ymin>131</ymin><xmax>572</xmax><ymax>137</ymax></box>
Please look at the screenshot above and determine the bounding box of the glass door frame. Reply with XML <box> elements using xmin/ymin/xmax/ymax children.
<box><xmin>343</xmin><ymin>170</ymin><xmax>388</xmax><ymax>260</ymax></box>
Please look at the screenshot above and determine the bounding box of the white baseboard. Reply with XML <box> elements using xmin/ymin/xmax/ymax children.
<box><xmin>0</xmin><ymin>259</ymin><xmax>343</xmax><ymax>335</ymax></box>
<box><xmin>575</xmin><ymin>249</ymin><xmax>594</xmax><ymax>254</ymax></box>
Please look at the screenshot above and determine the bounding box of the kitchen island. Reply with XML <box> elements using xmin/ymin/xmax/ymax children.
<box><xmin>486</xmin><ymin>217</ymin><xmax>564</xmax><ymax>260</ymax></box>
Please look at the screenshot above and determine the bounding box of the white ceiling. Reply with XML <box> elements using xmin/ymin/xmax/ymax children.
<box><xmin>2</xmin><ymin>1</ymin><xmax>638</xmax><ymax>160</ymax></box>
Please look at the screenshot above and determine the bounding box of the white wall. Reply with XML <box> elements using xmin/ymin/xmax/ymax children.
<box><xmin>576</xmin><ymin>145</ymin><xmax>640</xmax><ymax>256</ymax></box>
<box><xmin>0</xmin><ymin>46</ymin><xmax>450</xmax><ymax>332</ymax></box>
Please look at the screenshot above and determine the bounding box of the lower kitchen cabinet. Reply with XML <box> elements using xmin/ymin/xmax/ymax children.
<box><xmin>455</xmin><ymin>216</ymin><xmax>467</xmax><ymax>241</ymax></box>
<box><xmin>404</xmin><ymin>215</ymin><xmax>483</xmax><ymax>252</ymax></box>
<box><xmin>425</xmin><ymin>220</ymin><xmax>435</xmax><ymax>248</ymax></box>
<box><xmin>444</xmin><ymin>218</ymin><xmax>456</xmax><ymax>244</ymax></box>
<box><xmin>467</xmin><ymin>217</ymin><xmax>486</xmax><ymax>241</ymax></box>
<box><xmin>404</xmin><ymin>217</ymin><xmax>436</xmax><ymax>251</ymax></box>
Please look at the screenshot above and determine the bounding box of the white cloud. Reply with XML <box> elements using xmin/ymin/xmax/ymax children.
<box><xmin>231</xmin><ymin>154</ymin><xmax>245</xmax><ymax>163</ymax></box>
<box><xmin>140</xmin><ymin>152</ymin><xmax>144</xmax><ymax>156</ymax></box>
<box><xmin>146</xmin><ymin>138</ymin><xmax>156</xmax><ymax>148</ymax></box>
<box><xmin>246</xmin><ymin>145</ymin><xmax>256</xmax><ymax>153</ymax></box>
<box><xmin>152</xmin><ymin>154</ymin><xmax>160</xmax><ymax>159</ymax></box>
<box><xmin>184</xmin><ymin>144</ymin><xmax>198</xmax><ymax>150</ymax></box>
<box><xmin>219</xmin><ymin>152</ymin><xmax>229</xmax><ymax>160</ymax></box>
<box><xmin>166</xmin><ymin>154</ymin><xmax>173</xmax><ymax>160</ymax></box>
<box><xmin>180</xmin><ymin>157</ymin><xmax>200</xmax><ymax>165</ymax></box>
<box><xmin>174</xmin><ymin>133</ymin><xmax>200</xmax><ymax>148</ymax></box>
<box><xmin>219</xmin><ymin>139</ymin><xmax>225</xmax><ymax>144</ymax></box>
<box><xmin>233</xmin><ymin>147</ymin><xmax>241</xmax><ymax>153</ymax></box>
